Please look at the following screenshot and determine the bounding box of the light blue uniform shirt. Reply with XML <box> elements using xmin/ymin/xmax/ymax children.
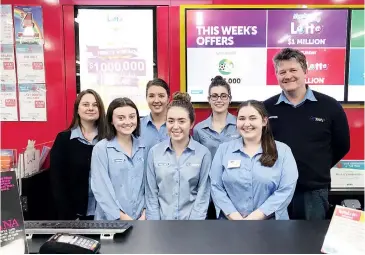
<box><xmin>210</xmin><ymin>138</ymin><xmax>298</xmax><ymax>220</ymax></box>
<box><xmin>70</xmin><ymin>126</ymin><xmax>98</xmax><ymax>216</ymax></box>
<box><xmin>140</xmin><ymin>114</ymin><xmax>169</xmax><ymax>149</ymax></box>
<box><xmin>90</xmin><ymin>136</ymin><xmax>147</xmax><ymax>220</ymax></box>
<box><xmin>193</xmin><ymin>113</ymin><xmax>239</xmax><ymax>157</ymax></box>
<box><xmin>276</xmin><ymin>87</ymin><xmax>317</xmax><ymax>108</ymax></box>
<box><xmin>146</xmin><ymin>138</ymin><xmax>212</xmax><ymax>220</ymax></box>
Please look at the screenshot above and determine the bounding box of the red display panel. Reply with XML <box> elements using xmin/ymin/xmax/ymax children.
<box><xmin>267</xmin><ymin>48</ymin><xmax>346</xmax><ymax>86</ymax></box>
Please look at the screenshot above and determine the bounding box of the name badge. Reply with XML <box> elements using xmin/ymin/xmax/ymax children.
<box><xmin>187</xmin><ymin>163</ymin><xmax>201</xmax><ymax>167</ymax></box>
<box><xmin>227</xmin><ymin>160</ymin><xmax>241</xmax><ymax>168</ymax></box>
<box><xmin>157</xmin><ymin>162</ymin><xmax>170</xmax><ymax>167</ymax></box>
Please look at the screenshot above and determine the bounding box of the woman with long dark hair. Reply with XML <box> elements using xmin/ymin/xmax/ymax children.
<box><xmin>210</xmin><ymin>100</ymin><xmax>298</xmax><ymax>220</ymax></box>
<box><xmin>50</xmin><ymin>89</ymin><xmax>106</xmax><ymax>220</ymax></box>
<box><xmin>91</xmin><ymin>97</ymin><xmax>147</xmax><ymax>220</ymax></box>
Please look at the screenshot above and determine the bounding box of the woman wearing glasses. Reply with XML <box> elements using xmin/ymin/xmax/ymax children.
<box><xmin>192</xmin><ymin>75</ymin><xmax>239</xmax><ymax>219</ymax></box>
<box><xmin>193</xmin><ymin>76</ymin><xmax>239</xmax><ymax>158</ymax></box>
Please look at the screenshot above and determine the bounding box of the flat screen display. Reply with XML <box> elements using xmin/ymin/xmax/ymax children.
<box><xmin>78</xmin><ymin>9</ymin><xmax>154</xmax><ymax>115</ymax></box>
<box><xmin>185</xmin><ymin>9</ymin><xmax>348</xmax><ymax>102</ymax></box>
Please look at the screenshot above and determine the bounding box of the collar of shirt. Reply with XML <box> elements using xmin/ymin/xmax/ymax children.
<box><xmin>275</xmin><ymin>86</ymin><xmax>317</xmax><ymax>108</ymax></box>
<box><xmin>202</xmin><ymin>112</ymin><xmax>236</xmax><ymax>129</ymax></box>
<box><xmin>230</xmin><ymin>137</ymin><xmax>263</xmax><ymax>156</ymax></box>
<box><xmin>106</xmin><ymin>135</ymin><xmax>145</xmax><ymax>158</ymax></box>
<box><xmin>145</xmin><ymin>113</ymin><xmax>154</xmax><ymax>125</ymax></box>
<box><xmin>70</xmin><ymin>126</ymin><xmax>98</xmax><ymax>145</ymax></box>
<box><xmin>144</xmin><ymin>113</ymin><xmax>166</xmax><ymax>128</ymax></box>
<box><xmin>161</xmin><ymin>137</ymin><xmax>197</xmax><ymax>153</ymax></box>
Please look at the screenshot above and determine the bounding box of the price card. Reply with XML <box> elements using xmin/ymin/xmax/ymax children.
<box><xmin>0</xmin><ymin>45</ymin><xmax>16</xmax><ymax>84</ymax></box>
<box><xmin>18</xmin><ymin>83</ymin><xmax>47</xmax><ymax>121</ymax></box>
<box><xmin>0</xmin><ymin>83</ymin><xmax>18</xmax><ymax>121</ymax></box>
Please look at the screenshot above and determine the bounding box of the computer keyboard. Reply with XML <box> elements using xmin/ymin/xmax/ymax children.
<box><xmin>25</xmin><ymin>221</ymin><xmax>131</xmax><ymax>238</ymax></box>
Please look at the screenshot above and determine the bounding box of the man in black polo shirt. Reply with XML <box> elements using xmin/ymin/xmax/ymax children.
<box><xmin>264</xmin><ymin>48</ymin><xmax>350</xmax><ymax>220</ymax></box>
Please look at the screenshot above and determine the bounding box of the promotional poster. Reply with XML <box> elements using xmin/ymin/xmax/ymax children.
<box><xmin>13</xmin><ymin>6</ymin><xmax>44</xmax><ymax>45</ymax></box>
<box><xmin>0</xmin><ymin>171</ymin><xmax>28</xmax><ymax>254</ymax></box>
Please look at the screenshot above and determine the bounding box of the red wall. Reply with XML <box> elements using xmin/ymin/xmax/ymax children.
<box><xmin>1</xmin><ymin>0</ymin><xmax>363</xmax><ymax>162</ymax></box>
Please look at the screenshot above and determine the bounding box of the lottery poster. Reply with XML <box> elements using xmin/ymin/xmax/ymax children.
<box><xmin>13</xmin><ymin>6</ymin><xmax>44</xmax><ymax>45</ymax></box>
<box><xmin>78</xmin><ymin>9</ymin><xmax>154</xmax><ymax>116</ymax></box>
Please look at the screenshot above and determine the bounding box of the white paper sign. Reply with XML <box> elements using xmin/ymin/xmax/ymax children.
<box><xmin>0</xmin><ymin>83</ymin><xmax>18</xmax><ymax>121</ymax></box>
<box><xmin>331</xmin><ymin>160</ymin><xmax>365</xmax><ymax>188</ymax></box>
<box><xmin>18</xmin><ymin>83</ymin><xmax>47</xmax><ymax>121</ymax></box>
<box><xmin>24</xmin><ymin>149</ymin><xmax>40</xmax><ymax>177</ymax></box>
<box><xmin>322</xmin><ymin>205</ymin><xmax>365</xmax><ymax>254</ymax></box>
<box><xmin>16</xmin><ymin>44</ymin><xmax>45</xmax><ymax>84</ymax></box>
<box><xmin>0</xmin><ymin>5</ymin><xmax>14</xmax><ymax>44</ymax></box>
<box><xmin>1</xmin><ymin>45</ymin><xmax>16</xmax><ymax>83</ymax></box>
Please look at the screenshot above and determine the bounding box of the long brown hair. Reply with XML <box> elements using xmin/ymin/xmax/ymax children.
<box><xmin>68</xmin><ymin>89</ymin><xmax>106</xmax><ymax>140</ymax></box>
<box><xmin>105</xmin><ymin>97</ymin><xmax>141</xmax><ymax>140</ymax></box>
<box><xmin>237</xmin><ymin>100</ymin><xmax>278</xmax><ymax>167</ymax></box>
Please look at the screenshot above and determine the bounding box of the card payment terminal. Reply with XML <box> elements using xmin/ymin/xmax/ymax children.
<box><xmin>39</xmin><ymin>233</ymin><xmax>101</xmax><ymax>254</ymax></box>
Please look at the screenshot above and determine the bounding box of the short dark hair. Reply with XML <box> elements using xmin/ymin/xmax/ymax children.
<box><xmin>68</xmin><ymin>89</ymin><xmax>106</xmax><ymax>140</ymax></box>
<box><xmin>273</xmin><ymin>48</ymin><xmax>307</xmax><ymax>73</ymax></box>
<box><xmin>209</xmin><ymin>75</ymin><xmax>232</xmax><ymax>97</ymax></box>
<box><xmin>167</xmin><ymin>92</ymin><xmax>195</xmax><ymax>123</ymax></box>
<box><xmin>105</xmin><ymin>97</ymin><xmax>141</xmax><ymax>140</ymax></box>
<box><xmin>237</xmin><ymin>100</ymin><xmax>278</xmax><ymax>167</ymax></box>
<box><xmin>146</xmin><ymin>78</ymin><xmax>170</xmax><ymax>97</ymax></box>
